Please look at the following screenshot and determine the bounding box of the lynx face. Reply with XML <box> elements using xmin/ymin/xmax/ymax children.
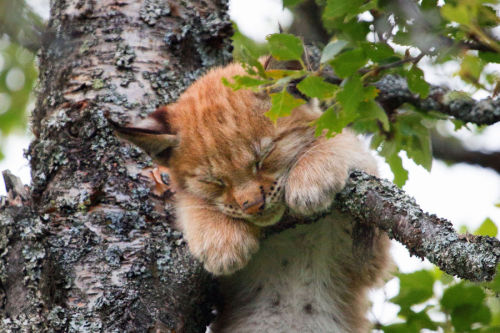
<box><xmin>113</xmin><ymin>63</ymin><xmax>319</xmax><ymax>227</ymax></box>
<box><xmin>182</xmin><ymin>137</ymin><xmax>288</xmax><ymax>227</ymax></box>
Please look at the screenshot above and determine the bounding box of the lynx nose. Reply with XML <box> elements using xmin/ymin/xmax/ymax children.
<box><xmin>241</xmin><ymin>198</ymin><xmax>265</xmax><ymax>215</ymax></box>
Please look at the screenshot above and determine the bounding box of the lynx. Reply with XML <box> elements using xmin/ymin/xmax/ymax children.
<box><xmin>115</xmin><ymin>62</ymin><xmax>391</xmax><ymax>332</ymax></box>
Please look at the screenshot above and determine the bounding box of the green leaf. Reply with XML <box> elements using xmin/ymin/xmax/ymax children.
<box><xmin>382</xmin><ymin>322</ymin><xmax>419</xmax><ymax>333</ymax></box>
<box><xmin>441</xmin><ymin>283</ymin><xmax>485</xmax><ymax>312</ymax></box>
<box><xmin>380</xmin><ymin>140</ymin><xmax>409</xmax><ymax>187</ymax></box>
<box><xmin>407</xmin><ymin>128</ymin><xmax>432</xmax><ymax>171</ymax></box>
<box><xmin>266</xmin><ymin>33</ymin><xmax>304</xmax><ymax>62</ymax></box>
<box><xmin>283</xmin><ymin>0</ymin><xmax>302</xmax><ymax>7</ymax></box>
<box><xmin>357</xmin><ymin>100</ymin><xmax>390</xmax><ymax>131</ymax></box>
<box><xmin>483</xmin><ymin>265</ymin><xmax>500</xmax><ymax>293</ymax></box>
<box><xmin>421</xmin><ymin>0</ymin><xmax>437</xmax><ymax>10</ymax></box>
<box><xmin>314</xmin><ymin>105</ymin><xmax>354</xmax><ymax>137</ymax></box>
<box><xmin>459</xmin><ymin>55</ymin><xmax>484</xmax><ymax>84</ymax></box>
<box><xmin>478</xmin><ymin>51</ymin><xmax>500</xmax><ymax>64</ymax></box>
<box><xmin>337</xmin><ymin>74</ymin><xmax>364</xmax><ymax>115</ymax></box>
<box><xmin>394</xmin><ymin>112</ymin><xmax>433</xmax><ymax>171</ymax></box>
<box><xmin>324</xmin><ymin>0</ymin><xmax>364</xmax><ymax>19</ymax></box>
<box><xmin>330</xmin><ymin>49</ymin><xmax>367</xmax><ymax>78</ymax></box>
<box><xmin>231</xmin><ymin>24</ymin><xmax>267</xmax><ymax>77</ymax></box>
<box><xmin>388</xmin><ymin>154</ymin><xmax>408</xmax><ymax>187</ymax></box>
<box><xmin>474</xmin><ymin>217</ymin><xmax>498</xmax><ymax>237</ymax></box>
<box><xmin>361</xmin><ymin>42</ymin><xmax>395</xmax><ymax>62</ymax></box>
<box><xmin>407</xmin><ymin>66</ymin><xmax>430</xmax><ymax>98</ymax></box>
<box><xmin>320</xmin><ymin>40</ymin><xmax>349</xmax><ymax>64</ymax></box>
<box><xmin>441</xmin><ymin>4</ymin><xmax>471</xmax><ymax>25</ymax></box>
<box><xmin>451</xmin><ymin>304</ymin><xmax>491</xmax><ymax>331</ymax></box>
<box><xmin>265</xmin><ymin>89</ymin><xmax>306</xmax><ymax>122</ymax></box>
<box><xmin>406</xmin><ymin>309</ymin><xmax>438</xmax><ymax>331</ymax></box>
<box><xmin>297</xmin><ymin>76</ymin><xmax>338</xmax><ymax>99</ymax></box>
<box><xmin>341</xmin><ymin>20</ymin><xmax>370</xmax><ymax>42</ymax></box>
<box><xmin>390</xmin><ymin>270</ymin><xmax>435</xmax><ymax>309</ymax></box>
<box><xmin>393</xmin><ymin>31</ymin><xmax>411</xmax><ymax>46</ymax></box>
<box><xmin>222</xmin><ymin>75</ymin><xmax>269</xmax><ymax>91</ymax></box>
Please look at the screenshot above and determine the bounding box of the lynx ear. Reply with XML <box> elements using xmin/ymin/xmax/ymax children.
<box><xmin>109</xmin><ymin>107</ymin><xmax>179</xmax><ymax>164</ymax></box>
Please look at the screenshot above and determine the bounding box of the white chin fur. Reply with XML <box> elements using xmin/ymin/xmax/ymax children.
<box><xmin>247</xmin><ymin>205</ymin><xmax>286</xmax><ymax>227</ymax></box>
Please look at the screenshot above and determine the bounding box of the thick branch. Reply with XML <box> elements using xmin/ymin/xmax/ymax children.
<box><xmin>374</xmin><ymin>74</ymin><xmax>500</xmax><ymax>125</ymax></box>
<box><xmin>288</xmin><ymin>0</ymin><xmax>330</xmax><ymax>45</ymax></box>
<box><xmin>335</xmin><ymin>170</ymin><xmax>500</xmax><ymax>282</ymax></box>
<box><xmin>319</xmin><ymin>73</ymin><xmax>500</xmax><ymax>125</ymax></box>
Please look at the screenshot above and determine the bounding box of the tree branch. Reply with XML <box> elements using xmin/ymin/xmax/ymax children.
<box><xmin>0</xmin><ymin>0</ymin><xmax>46</xmax><ymax>53</ymax></box>
<box><xmin>336</xmin><ymin>171</ymin><xmax>500</xmax><ymax>282</ymax></box>
<box><xmin>431</xmin><ymin>130</ymin><xmax>500</xmax><ymax>174</ymax></box>
<box><xmin>319</xmin><ymin>73</ymin><xmax>500</xmax><ymax>126</ymax></box>
<box><xmin>374</xmin><ymin>74</ymin><xmax>500</xmax><ymax>125</ymax></box>
<box><xmin>266</xmin><ymin>171</ymin><xmax>500</xmax><ymax>282</ymax></box>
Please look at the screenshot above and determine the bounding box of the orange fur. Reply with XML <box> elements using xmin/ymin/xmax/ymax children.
<box><xmin>116</xmin><ymin>62</ymin><xmax>391</xmax><ymax>332</ymax></box>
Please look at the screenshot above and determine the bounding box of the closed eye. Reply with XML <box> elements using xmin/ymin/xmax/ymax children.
<box><xmin>199</xmin><ymin>177</ymin><xmax>226</xmax><ymax>187</ymax></box>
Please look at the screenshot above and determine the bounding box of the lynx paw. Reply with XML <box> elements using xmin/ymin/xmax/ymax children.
<box><xmin>285</xmin><ymin>167</ymin><xmax>347</xmax><ymax>216</ymax></box>
<box><xmin>188</xmin><ymin>226</ymin><xmax>259</xmax><ymax>276</ymax></box>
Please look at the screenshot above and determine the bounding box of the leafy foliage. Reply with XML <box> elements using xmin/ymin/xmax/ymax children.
<box><xmin>229</xmin><ymin>0</ymin><xmax>500</xmax><ymax>187</ymax></box>
<box><xmin>0</xmin><ymin>0</ymin><xmax>41</xmax><ymax>160</ymax></box>
<box><xmin>379</xmin><ymin>219</ymin><xmax>500</xmax><ymax>332</ymax></box>
<box><xmin>228</xmin><ymin>4</ymin><xmax>500</xmax><ymax>328</ymax></box>
<box><xmin>0</xmin><ymin>37</ymin><xmax>37</xmax><ymax>160</ymax></box>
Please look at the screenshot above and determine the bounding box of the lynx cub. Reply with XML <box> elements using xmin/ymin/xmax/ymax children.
<box><xmin>115</xmin><ymin>62</ymin><xmax>391</xmax><ymax>332</ymax></box>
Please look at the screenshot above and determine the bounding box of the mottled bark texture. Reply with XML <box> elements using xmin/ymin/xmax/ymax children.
<box><xmin>374</xmin><ymin>74</ymin><xmax>500</xmax><ymax>126</ymax></box>
<box><xmin>1</xmin><ymin>0</ymin><xmax>232</xmax><ymax>331</ymax></box>
<box><xmin>336</xmin><ymin>171</ymin><xmax>500</xmax><ymax>282</ymax></box>
<box><xmin>316</xmin><ymin>72</ymin><xmax>500</xmax><ymax>126</ymax></box>
<box><xmin>0</xmin><ymin>0</ymin><xmax>499</xmax><ymax>332</ymax></box>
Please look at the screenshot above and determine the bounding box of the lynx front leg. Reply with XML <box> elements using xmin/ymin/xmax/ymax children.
<box><xmin>176</xmin><ymin>194</ymin><xmax>260</xmax><ymax>276</ymax></box>
<box><xmin>285</xmin><ymin>131</ymin><xmax>377</xmax><ymax>216</ymax></box>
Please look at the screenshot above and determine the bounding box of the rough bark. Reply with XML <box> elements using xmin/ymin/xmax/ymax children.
<box><xmin>336</xmin><ymin>171</ymin><xmax>500</xmax><ymax>282</ymax></box>
<box><xmin>0</xmin><ymin>0</ymin><xmax>499</xmax><ymax>332</ymax></box>
<box><xmin>373</xmin><ymin>74</ymin><xmax>500</xmax><ymax>126</ymax></box>
<box><xmin>1</xmin><ymin>0</ymin><xmax>232</xmax><ymax>331</ymax></box>
<box><xmin>313</xmin><ymin>71</ymin><xmax>500</xmax><ymax>126</ymax></box>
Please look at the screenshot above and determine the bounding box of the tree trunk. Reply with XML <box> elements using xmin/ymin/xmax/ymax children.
<box><xmin>0</xmin><ymin>0</ymin><xmax>232</xmax><ymax>331</ymax></box>
<box><xmin>1</xmin><ymin>0</ymin><xmax>499</xmax><ymax>332</ymax></box>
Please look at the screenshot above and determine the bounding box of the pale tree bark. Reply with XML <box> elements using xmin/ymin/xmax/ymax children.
<box><xmin>0</xmin><ymin>0</ymin><xmax>499</xmax><ymax>332</ymax></box>
<box><xmin>1</xmin><ymin>0</ymin><xmax>232</xmax><ymax>331</ymax></box>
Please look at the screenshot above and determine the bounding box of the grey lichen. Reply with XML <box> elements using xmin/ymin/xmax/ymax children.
<box><xmin>140</xmin><ymin>0</ymin><xmax>171</xmax><ymax>26</ymax></box>
<box><xmin>335</xmin><ymin>170</ymin><xmax>500</xmax><ymax>281</ymax></box>
<box><xmin>114</xmin><ymin>43</ymin><xmax>136</xmax><ymax>69</ymax></box>
<box><xmin>374</xmin><ymin>74</ymin><xmax>500</xmax><ymax>125</ymax></box>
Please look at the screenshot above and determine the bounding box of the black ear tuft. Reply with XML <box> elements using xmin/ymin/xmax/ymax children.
<box><xmin>107</xmin><ymin>107</ymin><xmax>179</xmax><ymax>164</ymax></box>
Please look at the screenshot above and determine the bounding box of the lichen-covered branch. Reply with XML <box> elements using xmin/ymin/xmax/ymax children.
<box><xmin>374</xmin><ymin>74</ymin><xmax>500</xmax><ymax>126</ymax></box>
<box><xmin>319</xmin><ymin>73</ymin><xmax>500</xmax><ymax>126</ymax></box>
<box><xmin>336</xmin><ymin>171</ymin><xmax>500</xmax><ymax>282</ymax></box>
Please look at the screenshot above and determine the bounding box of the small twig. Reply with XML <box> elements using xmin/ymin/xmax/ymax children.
<box><xmin>361</xmin><ymin>52</ymin><xmax>426</xmax><ymax>77</ymax></box>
